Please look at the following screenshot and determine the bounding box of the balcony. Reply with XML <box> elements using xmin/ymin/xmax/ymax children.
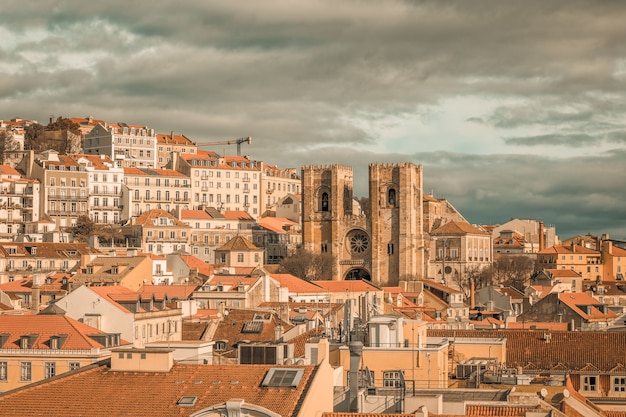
<box><xmin>242</xmin><ymin>177</ymin><xmax>250</xmax><ymax>182</ymax></box>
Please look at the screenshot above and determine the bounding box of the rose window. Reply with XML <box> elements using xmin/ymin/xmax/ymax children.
<box><xmin>349</xmin><ymin>232</ymin><xmax>369</xmax><ymax>254</ymax></box>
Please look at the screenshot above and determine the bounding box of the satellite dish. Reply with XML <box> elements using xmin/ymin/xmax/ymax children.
<box><xmin>540</xmin><ymin>388</ymin><xmax>548</xmax><ymax>399</ymax></box>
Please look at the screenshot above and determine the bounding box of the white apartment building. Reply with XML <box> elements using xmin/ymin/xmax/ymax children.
<box><xmin>18</xmin><ymin>150</ymin><xmax>89</xmax><ymax>230</ymax></box>
<box><xmin>156</xmin><ymin>132</ymin><xmax>196</xmax><ymax>168</ymax></box>
<box><xmin>0</xmin><ymin>166</ymin><xmax>40</xmax><ymax>238</ymax></box>
<box><xmin>84</xmin><ymin>122</ymin><xmax>157</xmax><ymax>168</ymax></box>
<box><xmin>121</xmin><ymin>167</ymin><xmax>191</xmax><ymax>220</ymax></box>
<box><xmin>75</xmin><ymin>155</ymin><xmax>124</xmax><ymax>225</ymax></box>
<box><xmin>179</xmin><ymin>208</ymin><xmax>255</xmax><ymax>263</ymax></box>
<box><xmin>260</xmin><ymin>164</ymin><xmax>300</xmax><ymax>216</ymax></box>
<box><xmin>171</xmin><ymin>151</ymin><xmax>263</xmax><ymax>217</ymax></box>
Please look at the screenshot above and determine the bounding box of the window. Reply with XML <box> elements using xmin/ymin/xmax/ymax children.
<box><xmin>614</xmin><ymin>377</ymin><xmax>626</xmax><ymax>392</ymax></box>
<box><xmin>44</xmin><ymin>362</ymin><xmax>56</xmax><ymax>379</ymax></box>
<box><xmin>583</xmin><ymin>376</ymin><xmax>597</xmax><ymax>391</ymax></box>
<box><xmin>237</xmin><ymin>253</ymin><xmax>244</xmax><ymax>262</ymax></box>
<box><xmin>383</xmin><ymin>370</ymin><xmax>405</xmax><ymax>388</ymax></box>
<box><xmin>321</xmin><ymin>243</ymin><xmax>328</xmax><ymax>253</ymax></box>
<box><xmin>388</xmin><ymin>188</ymin><xmax>396</xmax><ymax>206</ymax></box>
<box><xmin>20</xmin><ymin>362</ymin><xmax>31</xmax><ymax>381</ymax></box>
<box><xmin>0</xmin><ymin>361</ymin><xmax>7</xmax><ymax>381</ymax></box>
<box><xmin>321</xmin><ymin>192</ymin><xmax>329</xmax><ymax>211</ymax></box>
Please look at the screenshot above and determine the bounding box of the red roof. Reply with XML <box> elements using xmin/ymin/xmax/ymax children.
<box><xmin>313</xmin><ymin>280</ymin><xmax>380</xmax><ymax>293</ymax></box>
<box><xmin>0</xmin><ymin>315</ymin><xmax>126</xmax><ymax>350</ymax></box>
<box><xmin>270</xmin><ymin>274</ymin><xmax>326</xmax><ymax>293</ymax></box>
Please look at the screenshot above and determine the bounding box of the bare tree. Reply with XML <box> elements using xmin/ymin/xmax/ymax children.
<box><xmin>488</xmin><ymin>256</ymin><xmax>535</xmax><ymax>291</ymax></box>
<box><xmin>0</xmin><ymin>130</ymin><xmax>20</xmax><ymax>165</ymax></box>
<box><xmin>278</xmin><ymin>248</ymin><xmax>336</xmax><ymax>281</ymax></box>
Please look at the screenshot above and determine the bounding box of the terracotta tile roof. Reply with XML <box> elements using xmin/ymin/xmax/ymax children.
<box><xmin>545</xmin><ymin>268</ymin><xmax>581</xmax><ymax>278</ymax></box>
<box><xmin>538</xmin><ymin>244</ymin><xmax>599</xmax><ymax>255</ymax></box>
<box><xmin>181</xmin><ymin>149</ymin><xmax>220</xmax><ymax>160</ymax></box>
<box><xmin>179</xmin><ymin>254</ymin><xmax>215</xmax><ymax>277</ymax></box>
<box><xmin>208</xmin><ymin>275</ymin><xmax>260</xmax><ymax>291</ymax></box>
<box><xmin>180</xmin><ymin>210</ymin><xmax>212</xmax><ymax>220</ymax></box>
<box><xmin>258</xmin><ymin>217</ymin><xmax>297</xmax><ymax>233</ymax></box>
<box><xmin>183</xmin><ymin>322</ymin><xmax>209</xmax><ymax>340</ymax></box>
<box><xmin>431</xmin><ymin>220</ymin><xmax>489</xmax><ymax>236</ymax></box>
<box><xmin>138</xmin><ymin>284</ymin><xmax>197</xmax><ymax>300</ymax></box>
<box><xmin>212</xmin><ymin>308</ymin><xmax>293</xmax><ymax>356</ymax></box>
<box><xmin>0</xmin><ymin>363</ymin><xmax>316</xmax><ymax>417</ymax></box>
<box><xmin>0</xmin><ymin>165</ymin><xmax>21</xmax><ymax>175</ymax></box>
<box><xmin>505</xmin><ymin>322</ymin><xmax>569</xmax><ymax>331</ymax></box>
<box><xmin>421</xmin><ymin>279</ymin><xmax>462</xmax><ymax>294</ymax></box>
<box><xmin>222</xmin><ymin>210</ymin><xmax>254</xmax><ymax>221</ymax></box>
<box><xmin>270</xmin><ymin>274</ymin><xmax>326</xmax><ymax>293</ymax></box>
<box><xmin>0</xmin><ymin>242</ymin><xmax>102</xmax><ymax>258</ymax></box>
<box><xmin>134</xmin><ymin>209</ymin><xmax>188</xmax><ymax>227</ymax></box>
<box><xmin>156</xmin><ymin>132</ymin><xmax>195</xmax><ymax>145</ymax></box>
<box><xmin>0</xmin><ymin>314</ymin><xmax>125</xmax><ymax>350</ymax></box>
<box><xmin>466</xmin><ymin>405</ymin><xmax>539</xmax><ymax>416</ymax></box>
<box><xmin>428</xmin><ymin>329</ymin><xmax>626</xmax><ymax>371</ymax></box>
<box><xmin>0</xmin><ymin>274</ymin><xmax>70</xmax><ymax>295</ymax></box>
<box><xmin>313</xmin><ymin>280</ymin><xmax>381</xmax><ymax>293</ymax></box>
<box><xmin>216</xmin><ymin>235</ymin><xmax>259</xmax><ymax>251</ymax></box>
<box><xmin>557</xmin><ymin>292</ymin><xmax>617</xmax><ymax>320</ymax></box>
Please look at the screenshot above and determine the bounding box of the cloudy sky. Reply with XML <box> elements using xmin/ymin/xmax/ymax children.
<box><xmin>1</xmin><ymin>1</ymin><xmax>625</xmax><ymax>240</ymax></box>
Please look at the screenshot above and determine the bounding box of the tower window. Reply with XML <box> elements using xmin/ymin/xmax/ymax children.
<box><xmin>321</xmin><ymin>192</ymin><xmax>329</xmax><ymax>211</ymax></box>
<box><xmin>388</xmin><ymin>189</ymin><xmax>396</xmax><ymax>207</ymax></box>
<box><xmin>388</xmin><ymin>243</ymin><xmax>394</xmax><ymax>255</ymax></box>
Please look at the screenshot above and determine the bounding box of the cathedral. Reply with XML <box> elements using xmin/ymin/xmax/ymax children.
<box><xmin>301</xmin><ymin>162</ymin><xmax>487</xmax><ymax>288</ymax></box>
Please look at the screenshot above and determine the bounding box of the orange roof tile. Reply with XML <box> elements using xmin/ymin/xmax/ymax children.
<box><xmin>431</xmin><ymin>220</ymin><xmax>489</xmax><ymax>236</ymax></box>
<box><xmin>0</xmin><ymin>315</ymin><xmax>126</xmax><ymax>350</ymax></box>
<box><xmin>313</xmin><ymin>280</ymin><xmax>380</xmax><ymax>293</ymax></box>
<box><xmin>180</xmin><ymin>210</ymin><xmax>212</xmax><ymax>220</ymax></box>
<box><xmin>222</xmin><ymin>210</ymin><xmax>254</xmax><ymax>221</ymax></box>
<box><xmin>0</xmin><ymin>362</ymin><xmax>315</xmax><ymax>417</ymax></box>
<box><xmin>138</xmin><ymin>284</ymin><xmax>197</xmax><ymax>300</ymax></box>
<box><xmin>216</xmin><ymin>235</ymin><xmax>259</xmax><ymax>251</ymax></box>
<box><xmin>270</xmin><ymin>274</ymin><xmax>326</xmax><ymax>293</ymax></box>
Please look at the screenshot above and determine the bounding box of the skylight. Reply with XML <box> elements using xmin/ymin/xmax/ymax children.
<box><xmin>261</xmin><ymin>368</ymin><xmax>304</xmax><ymax>388</ymax></box>
<box><xmin>176</xmin><ymin>396</ymin><xmax>198</xmax><ymax>407</ymax></box>
<box><xmin>241</xmin><ymin>320</ymin><xmax>263</xmax><ymax>334</ymax></box>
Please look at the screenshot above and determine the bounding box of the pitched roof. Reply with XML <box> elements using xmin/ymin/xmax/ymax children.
<box><xmin>178</xmin><ymin>254</ymin><xmax>214</xmax><ymax>277</ymax></box>
<box><xmin>0</xmin><ymin>363</ymin><xmax>316</xmax><ymax>417</ymax></box>
<box><xmin>138</xmin><ymin>284</ymin><xmax>197</xmax><ymax>300</ymax></box>
<box><xmin>538</xmin><ymin>244</ymin><xmax>600</xmax><ymax>255</ymax></box>
<box><xmin>313</xmin><ymin>280</ymin><xmax>380</xmax><ymax>293</ymax></box>
<box><xmin>222</xmin><ymin>210</ymin><xmax>254</xmax><ymax>221</ymax></box>
<box><xmin>258</xmin><ymin>217</ymin><xmax>297</xmax><ymax>233</ymax></box>
<box><xmin>557</xmin><ymin>292</ymin><xmax>617</xmax><ymax>321</ymax></box>
<box><xmin>428</xmin><ymin>329</ymin><xmax>626</xmax><ymax>372</ymax></box>
<box><xmin>180</xmin><ymin>210</ymin><xmax>212</xmax><ymax>220</ymax></box>
<box><xmin>270</xmin><ymin>274</ymin><xmax>326</xmax><ymax>293</ymax></box>
<box><xmin>212</xmin><ymin>309</ymin><xmax>293</xmax><ymax>357</ymax></box>
<box><xmin>0</xmin><ymin>314</ymin><xmax>124</xmax><ymax>350</ymax></box>
<box><xmin>133</xmin><ymin>209</ymin><xmax>188</xmax><ymax>227</ymax></box>
<box><xmin>431</xmin><ymin>220</ymin><xmax>489</xmax><ymax>236</ymax></box>
<box><xmin>216</xmin><ymin>235</ymin><xmax>259</xmax><ymax>251</ymax></box>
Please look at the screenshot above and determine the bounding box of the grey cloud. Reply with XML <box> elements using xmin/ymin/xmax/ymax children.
<box><xmin>1</xmin><ymin>0</ymin><xmax>626</xmax><ymax>239</ymax></box>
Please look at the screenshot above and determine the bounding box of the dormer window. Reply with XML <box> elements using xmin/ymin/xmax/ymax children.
<box><xmin>111</xmin><ymin>266</ymin><xmax>118</xmax><ymax>274</ymax></box>
<box><xmin>582</xmin><ymin>376</ymin><xmax>597</xmax><ymax>392</ymax></box>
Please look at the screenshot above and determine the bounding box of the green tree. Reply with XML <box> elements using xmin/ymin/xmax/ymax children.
<box><xmin>279</xmin><ymin>248</ymin><xmax>336</xmax><ymax>281</ymax></box>
<box><xmin>69</xmin><ymin>215</ymin><xmax>95</xmax><ymax>242</ymax></box>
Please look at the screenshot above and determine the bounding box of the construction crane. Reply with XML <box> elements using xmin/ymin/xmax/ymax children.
<box><xmin>195</xmin><ymin>136</ymin><xmax>252</xmax><ymax>156</ymax></box>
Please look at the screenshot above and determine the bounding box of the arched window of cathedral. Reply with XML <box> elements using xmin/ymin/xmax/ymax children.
<box><xmin>321</xmin><ymin>192</ymin><xmax>329</xmax><ymax>211</ymax></box>
<box><xmin>388</xmin><ymin>188</ymin><xmax>396</xmax><ymax>207</ymax></box>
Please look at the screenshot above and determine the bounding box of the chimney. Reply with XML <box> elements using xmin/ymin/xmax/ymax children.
<box><xmin>470</xmin><ymin>279</ymin><xmax>476</xmax><ymax>310</ymax></box>
<box><xmin>538</xmin><ymin>221</ymin><xmax>545</xmax><ymax>252</ymax></box>
<box><xmin>348</xmin><ymin>341</ymin><xmax>363</xmax><ymax>412</ymax></box>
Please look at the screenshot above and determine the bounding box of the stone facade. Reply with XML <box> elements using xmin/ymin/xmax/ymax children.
<box><xmin>302</xmin><ymin>163</ymin><xmax>429</xmax><ymax>287</ymax></box>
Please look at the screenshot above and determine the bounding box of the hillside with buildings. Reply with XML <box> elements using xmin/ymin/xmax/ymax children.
<box><xmin>0</xmin><ymin>116</ymin><xmax>625</xmax><ymax>416</ymax></box>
